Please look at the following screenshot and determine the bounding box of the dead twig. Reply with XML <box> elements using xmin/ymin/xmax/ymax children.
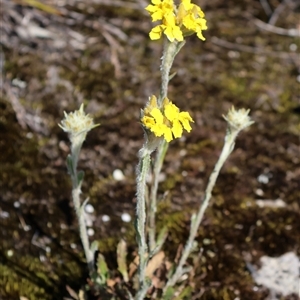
<box><xmin>4</xmin><ymin>83</ymin><xmax>28</xmax><ymax>130</ymax></box>
<box><xmin>269</xmin><ymin>0</ymin><xmax>298</xmax><ymax>25</ymax></box>
<box><xmin>101</xmin><ymin>30</ymin><xmax>123</xmax><ymax>79</ymax></box>
<box><xmin>253</xmin><ymin>17</ymin><xmax>300</xmax><ymax>37</ymax></box>
<box><xmin>259</xmin><ymin>0</ymin><xmax>273</xmax><ymax>16</ymax></box>
<box><xmin>91</xmin><ymin>0</ymin><xmax>147</xmax><ymax>12</ymax></box>
<box><xmin>268</xmin><ymin>0</ymin><xmax>288</xmax><ymax>25</ymax></box>
<box><xmin>211</xmin><ymin>36</ymin><xmax>299</xmax><ymax>61</ymax></box>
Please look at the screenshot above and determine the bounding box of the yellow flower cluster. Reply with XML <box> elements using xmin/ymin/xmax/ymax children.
<box><xmin>141</xmin><ymin>95</ymin><xmax>194</xmax><ymax>142</ymax></box>
<box><xmin>145</xmin><ymin>0</ymin><xmax>207</xmax><ymax>42</ymax></box>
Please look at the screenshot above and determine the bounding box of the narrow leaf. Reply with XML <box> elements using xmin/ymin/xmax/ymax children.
<box><xmin>150</xmin><ymin>226</ymin><xmax>168</xmax><ymax>257</ymax></box>
<box><xmin>163</xmin><ymin>287</ymin><xmax>175</xmax><ymax>300</ymax></box>
<box><xmin>66</xmin><ymin>155</ymin><xmax>73</xmax><ymax>174</ymax></box>
<box><xmin>90</xmin><ymin>240</ymin><xmax>99</xmax><ymax>254</ymax></box>
<box><xmin>156</xmin><ymin>226</ymin><xmax>168</xmax><ymax>247</ymax></box>
<box><xmin>97</xmin><ymin>253</ymin><xmax>108</xmax><ymax>283</ymax></box>
<box><xmin>77</xmin><ymin>170</ymin><xmax>84</xmax><ymax>187</ymax></box>
<box><xmin>174</xmin><ymin>286</ymin><xmax>192</xmax><ymax>300</ymax></box>
<box><xmin>117</xmin><ymin>239</ymin><xmax>129</xmax><ymax>282</ymax></box>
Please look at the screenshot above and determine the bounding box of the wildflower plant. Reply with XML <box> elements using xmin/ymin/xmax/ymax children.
<box><xmin>135</xmin><ymin>1</ymin><xmax>253</xmax><ymax>298</ymax></box>
<box><xmin>59</xmin><ymin>104</ymin><xmax>99</xmax><ymax>273</ymax></box>
<box><xmin>59</xmin><ymin>0</ymin><xmax>254</xmax><ymax>299</ymax></box>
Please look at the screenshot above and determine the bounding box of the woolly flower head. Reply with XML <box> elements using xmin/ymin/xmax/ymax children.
<box><xmin>141</xmin><ymin>95</ymin><xmax>194</xmax><ymax>142</ymax></box>
<box><xmin>59</xmin><ymin>104</ymin><xmax>99</xmax><ymax>158</ymax></box>
<box><xmin>145</xmin><ymin>0</ymin><xmax>207</xmax><ymax>42</ymax></box>
<box><xmin>223</xmin><ymin>106</ymin><xmax>254</xmax><ymax>133</ymax></box>
<box><xmin>59</xmin><ymin>104</ymin><xmax>98</xmax><ymax>137</ymax></box>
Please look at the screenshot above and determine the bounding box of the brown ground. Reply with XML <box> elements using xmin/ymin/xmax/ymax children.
<box><xmin>0</xmin><ymin>0</ymin><xmax>299</xmax><ymax>299</ymax></box>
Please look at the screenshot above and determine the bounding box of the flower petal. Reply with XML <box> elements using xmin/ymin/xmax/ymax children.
<box><xmin>164</xmin><ymin>102</ymin><xmax>179</xmax><ymax>121</ymax></box>
<box><xmin>164</xmin><ymin>127</ymin><xmax>173</xmax><ymax>142</ymax></box>
<box><xmin>142</xmin><ymin>116</ymin><xmax>156</xmax><ymax>128</ymax></box>
<box><xmin>149</xmin><ymin>25</ymin><xmax>165</xmax><ymax>40</ymax></box>
<box><xmin>172</xmin><ymin>119</ymin><xmax>183</xmax><ymax>138</ymax></box>
<box><xmin>150</xmin><ymin>108</ymin><xmax>164</xmax><ymax>124</ymax></box>
<box><xmin>178</xmin><ymin>111</ymin><xmax>194</xmax><ymax>132</ymax></box>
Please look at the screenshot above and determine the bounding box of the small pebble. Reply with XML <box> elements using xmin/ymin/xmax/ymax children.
<box><xmin>255</xmin><ymin>188</ymin><xmax>264</xmax><ymax>196</ymax></box>
<box><xmin>14</xmin><ymin>201</ymin><xmax>20</xmax><ymax>208</ymax></box>
<box><xmin>0</xmin><ymin>211</ymin><xmax>9</xmax><ymax>218</ymax></box>
<box><xmin>70</xmin><ymin>243</ymin><xmax>77</xmax><ymax>249</ymax></box>
<box><xmin>181</xmin><ymin>170</ymin><xmax>187</xmax><ymax>177</ymax></box>
<box><xmin>85</xmin><ymin>203</ymin><xmax>94</xmax><ymax>214</ymax></box>
<box><xmin>257</xmin><ymin>174</ymin><xmax>269</xmax><ymax>184</ymax></box>
<box><xmin>40</xmin><ymin>255</ymin><xmax>46</xmax><ymax>262</ymax></box>
<box><xmin>87</xmin><ymin>228</ymin><xmax>95</xmax><ymax>236</ymax></box>
<box><xmin>26</xmin><ymin>132</ymin><xmax>33</xmax><ymax>139</ymax></box>
<box><xmin>23</xmin><ymin>225</ymin><xmax>31</xmax><ymax>231</ymax></box>
<box><xmin>121</xmin><ymin>213</ymin><xmax>131</xmax><ymax>223</ymax></box>
<box><xmin>12</xmin><ymin>78</ymin><xmax>27</xmax><ymax>88</ymax></box>
<box><xmin>289</xmin><ymin>43</ymin><xmax>297</xmax><ymax>51</ymax></box>
<box><xmin>179</xmin><ymin>149</ymin><xmax>187</xmax><ymax>156</ymax></box>
<box><xmin>228</xmin><ymin>50</ymin><xmax>240</xmax><ymax>58</ymax></box>
<box><xmin>60</xmin><ymin>223</ymin><xmax>67</xmax><ymax>230</ymax></box>
<box><xmin>102</xmin><ymin>215</ymin><xmax>110</xmax><ymax>222</ymax></box>
<box><xmin>113</xmin><ymin>169</ymin><xmax>125</xmax><ymax>181</ymax></box>
<box><xmin>203</xmin><ymin>238</ymin><xmax>211</xmax><ymax>245</ymax></box>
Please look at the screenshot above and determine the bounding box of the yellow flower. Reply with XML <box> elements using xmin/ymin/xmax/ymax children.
<box><xmin>150</xmin><ymin>16</ymin><xmax>183</xmax><ymax>42</ymax></box>
<box><xmin>163</xmin><ymin>15</ymin><xmax>184</xmax><ymax>42</ymax></box>
<box><xmin>145</xmin><ymin>0</ymin><xmax>207</xmax><ymax>42</ymax></box>
<box><xmin>145</xmin><ymin>0</ymin><xmax>174</xmax><ymax>22</ymax></box>
<box><xmin>149</xmin><ymin>25</ymin><xmax>165</xmax><ymax>40</ymax></box>
<box><xmin>177</xmin><ymin>0</ymin><xmax>207</xmax><ymax>40</ymax></box>
<box><xmin>141</xmin><ymin>95</ymin><xmax>194</xmax><ymax>142</ymax></box>
<box><xmin>164</xmin><ymin>102</ymin><xmax>194</xmax><ymax>138</ymax></box>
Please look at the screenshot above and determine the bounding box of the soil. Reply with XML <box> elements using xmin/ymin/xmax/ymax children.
<box><xmin>0</xmin><ymin>0</ymin><xmax>299</xmax><ymax>299</ymax></box>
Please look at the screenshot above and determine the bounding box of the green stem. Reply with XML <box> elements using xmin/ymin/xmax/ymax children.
<box><xmin>164</xmin><ymin>131</ymin><xmax>238</xmax><ymax>291</ymax></box>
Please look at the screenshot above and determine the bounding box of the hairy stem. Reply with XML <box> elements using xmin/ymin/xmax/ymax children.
<box><xmin>148</xmin><ymin>139</ymin><xmax>168</xmax><ymax>252</ymax></box>
<box><xmin>70</xmin><ymin>145</ymin><xmax>94</xmax><ymax>273</ymax></box>
<box><xmin>135</xmin><ymin>148</ymin><xmax>152</xmax><ymax>300</ymax></box>
<box><xmin>148</xmin><ymin>39</ymin><xmax>184</xmax><ymax>251</ymax></box>
<box><xmin>164</xmin><ymin>131</ymin><xmax>238</xmax><ymax>291</ymax></box>
<box><xmin>72</xmin><ymin>184</ymin><xmax>93</xmax><ymax>273</ymax></box>
<box><xmin>159</xmin><ymin>39</ymin><xmax>185</xmax><ymax>104</ymax></box>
